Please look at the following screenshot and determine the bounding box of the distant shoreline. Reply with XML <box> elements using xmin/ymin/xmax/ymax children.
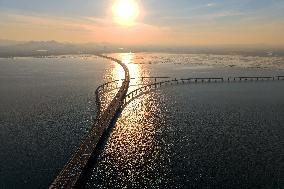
<box><xmin>1</xmin><ymin>53</ymin><xmax>283</xmax><ymax>71</ymax></box>
<box><xmin>1</xmin><ymin>41</ymin><xmax>284</xmax><ymax>58</ymax></box>
<box><xmin>1</xmin><ymin>51</ymin><xmax>284</xmax><ymax>58</ymax></box>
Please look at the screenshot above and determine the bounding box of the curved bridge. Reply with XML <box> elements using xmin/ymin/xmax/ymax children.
<box><xmin>94</xmin><ymin>75</ymin><xmax>284</xmax><ymax>126</ymax></box>
<box><xmin>50</xmin><ymin>52</ymin><xmax>284</xmax><ymax>188</ymax></box>
<box><xmin>49</xmin><ymin>55</ymin><xmax>130</xmax><ymax>188</ymax></box>
<box><xmin>122</xmin><ymin>75</ymin><xmax>284</xmax><ymax>107</ymax></box>
<box><xmin>95</xmin><ymin>75</ymin><xmax>284</xmax><ymax>109</ymax></box>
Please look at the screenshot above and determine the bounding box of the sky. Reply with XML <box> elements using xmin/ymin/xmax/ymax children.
<box><xmin>0</xmin><ymin>0</ymin><xmax>284</xmax><ymax>46</ymax></box>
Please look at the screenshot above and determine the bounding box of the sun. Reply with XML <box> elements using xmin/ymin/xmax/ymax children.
<box><xmin>112</xmin><ymin>0</ymin><xmax>140</xmax><ymax>26</ymax></box>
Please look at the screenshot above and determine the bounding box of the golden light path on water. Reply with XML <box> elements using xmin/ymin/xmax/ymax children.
<box><xmin>120</xmin><ymin>52</ymin><xmax>141</xmax><ymax>90</ymax></box>
<box><xmin>113</xmin><ymin>52</ymin><xmax>153</xmax><ymax>91</ymax></box>
<box><xmin>99</xmin><ymin>52</ymin><xmax>149</xmax><ymax>113</ymax></box>
<box><xmin>99</xmin><ymin>92</ymin><xmax>168</xmax><ymax>186</ymax></box>
<box><xmin>89</xmin><ymin>53</ymin><xmax>168</xmax><ymax>186</ymax></box>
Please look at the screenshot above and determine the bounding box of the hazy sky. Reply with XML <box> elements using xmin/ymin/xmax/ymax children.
<box><xmin>0</xmin><ymin>0</ymin><xmax>284</xmax><ymax>46</ymax></box>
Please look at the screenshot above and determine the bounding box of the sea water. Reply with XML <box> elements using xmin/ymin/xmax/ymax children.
<box><xmin>0</xmin><ymin>53</ymin><xmax>283</xmax><ymax>188</ymax></box>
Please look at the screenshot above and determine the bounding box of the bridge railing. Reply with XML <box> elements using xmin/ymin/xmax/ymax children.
<box><xmin>95</xmin><ymin>76</ymin><xmax>172</xmax><ymax>118</ymax></box>
<box><xmin>98</xmin><ymin>75</ymin><xmax>284</xmax><ymax>110</ymax></box>
<box><xmin>122</xmin><ymin>75</ymin><xmax>284</xmax><ymax>106</ymax></box>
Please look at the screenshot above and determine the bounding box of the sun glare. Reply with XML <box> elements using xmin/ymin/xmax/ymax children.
<box><xmin>112</xmin><ymin>0</ymin><xmax>140</xmax><ymax>26</ymax></box>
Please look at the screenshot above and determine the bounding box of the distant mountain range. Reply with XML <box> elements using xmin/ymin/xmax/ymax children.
<box><xmin>0</xmin><ymin>40</ymin><xmax>115</xmax><ymax>57</ymax></box>
<box><xmin>0</xmin><ymin>40</ymin><xmax>284</xmax><ymax>57</ymax></box>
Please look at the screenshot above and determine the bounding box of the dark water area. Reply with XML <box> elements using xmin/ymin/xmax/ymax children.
<box><xmin>86</xmin><ymin>81</ymin><xmax>284</xmax><ymax>189</ymax></box>
<box><xmin>0</xmin><ymin>56</ymin><xmax>114</xmax><ymax>188</ymax></box>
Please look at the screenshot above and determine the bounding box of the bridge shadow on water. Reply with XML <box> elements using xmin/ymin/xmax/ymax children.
<box><xmin>75</xmin><ymin>107</ymin><xmax>123</xmax><ymax>188</ymax></box>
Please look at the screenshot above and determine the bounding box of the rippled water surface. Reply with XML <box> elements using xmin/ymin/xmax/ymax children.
<box><xmin>0</xmin><ymin>53</ymin><xmax>284</xmax><ymax>188</ymax></box>
<box><xmin>86</xmin><ymin>81</ymin><xmax>284</xmax><ymax>189</ymax></box>
<box><xmin>0</xmin><ymin>55</ymin><xmax>118</xmax><ymax>188</ymax></box>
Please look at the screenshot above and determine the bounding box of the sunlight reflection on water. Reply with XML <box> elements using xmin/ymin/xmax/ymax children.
<box><xmin>87</xmin><ymin>91</ymin><xmax>171</xmax><ymax>188</ymax></box>
<box><xmin>100</xmin><ymin>53</ymin><xmax>149</xmax><ymax>113</ymax></box>
<box><xmin>86</xmin><ymin>53</ymin><xmax>173</xmax><ymax>188</ymax></box>
<box><xmin>120</xmin><ymin>53</ymin><xmax>148</xmax><ymax>92</ymax></box>
<box><xmin>86</xmin><ymin>81</ymin><xmax>284</xmax><ymax>188</ymax></box>
<box><xmin>86</xmin><ymin>53</ymin><xmax>284</xmax><ymax>188</ymax></box>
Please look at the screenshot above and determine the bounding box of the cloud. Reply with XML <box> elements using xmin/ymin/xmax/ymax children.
<box><xmin>0</xmin><ymin>11</ymin><xmax>166</xmax><ymax>45</ymax></box>
<box><xmin>0</xmin><ymin>4</ymin><xmax>284</xmax><ymax>46</ymax></box>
